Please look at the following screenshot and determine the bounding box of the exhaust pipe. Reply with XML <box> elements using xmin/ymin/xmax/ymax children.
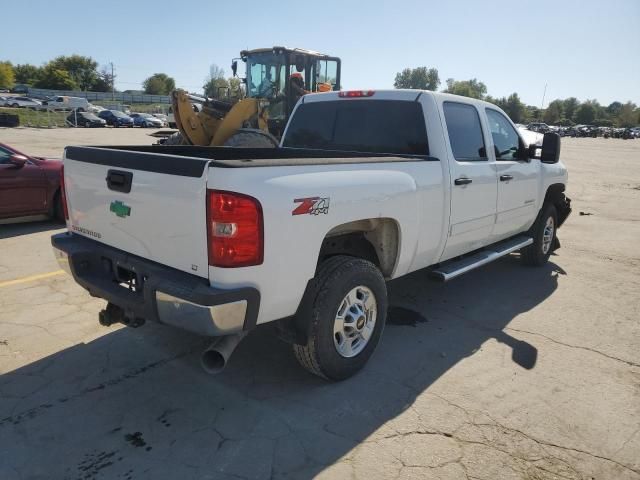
<box><xmin>201</xmin><ymin>332</ymin><xmax>247</xmax><ymax>375</ymax></box>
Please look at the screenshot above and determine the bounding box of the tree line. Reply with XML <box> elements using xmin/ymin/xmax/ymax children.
<box><xmin>394</xmin><ymin>67</ymin><xmax>639</xmax><ymax>127</ymax></box>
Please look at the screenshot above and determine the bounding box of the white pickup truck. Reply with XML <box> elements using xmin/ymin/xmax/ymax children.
<box><xmin>52</xmin><ymin>90</ymin><xmax>571</xmax><ymax>380</ymax></box>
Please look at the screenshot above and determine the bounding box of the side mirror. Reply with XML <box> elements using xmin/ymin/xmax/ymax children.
<box><xmin>231</xmin><ymin>60</ymin><xmax>238</xmax><ymax>77</ymax></box>
<box><xmin>540</xmin><ymin>132</ymin><xmax>561</xmax><ymax>163</ymax></box>
<box><xmin>10</xmin><ymin>154</ymin><xmax>28</xmax><ymax>167</ymax></box>
<box><xmin>527</xmin><ymin>132</ymin><xmax>561</xmax><ymax>163</ymax></box>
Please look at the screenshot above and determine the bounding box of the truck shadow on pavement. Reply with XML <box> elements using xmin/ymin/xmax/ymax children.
<box><xmin>0</xmin><ymin>220</ymin><xmax>64</xmax><ymax>239</ymax></box>
<box><xmin>0</xmin><ymin>256</ymin><xmax>564</xmax><ymax>479</ymax></box>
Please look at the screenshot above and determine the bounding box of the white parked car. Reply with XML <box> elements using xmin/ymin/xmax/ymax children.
<box><xmin>4</xmin><ymin>96</ymin><xmax>42</xmax><ymax>108</ymax></box>
<box><xmin>53</xmin><ymin>90</ymin><xmax>571</xmax><ymax>380</ymax></box>
<box><xmin>43</xmin><ymin>96</ymin><xmax>90</xmax><ymax>111</ymax></box>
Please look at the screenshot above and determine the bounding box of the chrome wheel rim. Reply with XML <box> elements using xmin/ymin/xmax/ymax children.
<box><xmin>542</xmin><ymin>216</ymin><xmax>555</xmax><ymax>254</ymax></box>
<box><xmin>333</xmin><ymin>286</ymin><xmax>377</xmax><ymax>358</ymax></box>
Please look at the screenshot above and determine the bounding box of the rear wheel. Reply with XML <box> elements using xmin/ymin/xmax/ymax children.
<box><xmin>293</xmin><ymin>256</ymin><xmax>387</xmax><ymax>381</ymax></box>
<box><xmin>521</xmin><ymin>203</ymin><xmax>557</xmax><ymax>266</ymax></box>
<box><xmin>52</xmin><ymin>192</ymin><xmax>64</xmax><ymax>222</ymax></box>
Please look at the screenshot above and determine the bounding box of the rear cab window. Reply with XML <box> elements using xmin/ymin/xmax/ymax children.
<box><xmin>283</xmin><ymin>100</ymin><xmax>428</xmax><ymax>155</ymax></box>
<box><xmin>442</xmin><ymin>101</ymin><xmax>487</xmax><ymax>161</ymax></box>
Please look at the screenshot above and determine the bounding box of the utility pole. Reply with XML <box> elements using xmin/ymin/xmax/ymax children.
<box><xmin>540</xmin><ymin>83</ymin><xmax>547</xmax><ymax>120</ymax></box>
<box><xmin>109</xmin><ymin>62</ymin><xmax>115</xmax><ymax>101</ymax></box>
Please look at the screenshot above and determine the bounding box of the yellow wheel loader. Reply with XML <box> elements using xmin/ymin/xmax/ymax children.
<box><xmin>166</xmin><ymin>46</ymin><xmax>341</xmax><ymax>147</ymax></box>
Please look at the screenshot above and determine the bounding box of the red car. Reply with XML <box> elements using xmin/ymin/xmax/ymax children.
<box><xmin>0</xmin><ymin>143</ymin><xmax>64</xmax><ymax>223</ymax></box>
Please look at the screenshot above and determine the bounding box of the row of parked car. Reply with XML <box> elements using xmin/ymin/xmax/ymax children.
<box><xmin>66</xmin><ymin>110</ymin><xmax>168</xmax><ymax>128</ymax></box>
<box><xmin>522</xmin><ymin>122</ymin><xmax>639</xmax><ymax>139</ymax></box>
<box><xmin>0</xmin><ymin>95</ymin><xmax>169</xmax><ymax>129</ymax></box>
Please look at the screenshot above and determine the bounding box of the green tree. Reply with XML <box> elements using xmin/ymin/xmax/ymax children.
<box><xmin>543</xmin><ymin>99</ymin><xmax>564</xmax><ymax>124</ymax></box>
<box><xmin>92</xmin><ymin>66</ymin><xmax>116</xmax><ymax>93</ymax></box>
<box><xmin>13</xmin><ymin>63</ymin><xmax>41</xmax><ymax>85</ymax></box>
<box><xmin>618</xmin><ymin>102</ymin><xmax>638</xmax><ymax>127</ymax></box>
<box><xmin>203</xmin><ymin>64</ymin><xmax>229</xmax><ymax>98</ymax></box>
<box><xmin>491</xmin><ymin>93</ymin><xmax>526</xmax><ymax>123</ymax></box>
<box><xmin>575</xmin><ymin>103</ymin><xmax>596</xmax><ymax>124</ymax></box>
<box><xmin>143</xmin><ymin>73</ymin><xmax>176</xmax><ymax>95</ymax></box>
<box><xmin>606</xmin><ymin>101</ymin><xmax>623</xmax><ymax>117</ymax></box>
<box><xmin>48</xmin><ymin>55</ymin><xmax>98</xmax><ymax>90</ymax></box>
<box><xmin>34</xmin><ymin>64</ymin><xmax>78</xmax><ymax>90</ymax></box>
<box><xmin>0</xmin><ymin>61</ymin><xmax>15</xmax><ymax>89</ymax></box>
<box><xmin>394</xmin><ymin>67</ymin><xmax>440</xmax><ymax>90</ymax></box>
<box><xmin>444</xmin><ymin>78</ymin><xmax>487</xmax><ymax>99</ymax></box>
<box><xmin>562</xmin><ymin>97</ymin><xmax>579</xmax><ymax>121</ymax></box>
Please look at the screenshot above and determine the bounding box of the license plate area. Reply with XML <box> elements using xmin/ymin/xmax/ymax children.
<box><xmin>101</xmin><ymin>256</ymin><xmax>146</xmax><ymax>294</ymax></box>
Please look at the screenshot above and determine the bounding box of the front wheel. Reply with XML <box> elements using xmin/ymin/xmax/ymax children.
<box><xmin>521</xmin><ymin>203</ymin><xmax>557</xmax><ymax>266</ymax></box>
<box><xmin>293</xmin><ymin>256</ymin><xmax>387</xmax><ymax>381</ymax></box>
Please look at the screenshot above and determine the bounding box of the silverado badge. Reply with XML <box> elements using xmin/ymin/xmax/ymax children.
<box><xmin>110</xmin><ymin>200</ymin><xmax>131</xmax><ymax>218</ymax></box>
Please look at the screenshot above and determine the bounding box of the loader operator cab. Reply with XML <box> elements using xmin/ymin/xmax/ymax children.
<box><xmin>238</xmin><ymin>47</ymin><xmax>341</xmax><ymax>138</ymax></box>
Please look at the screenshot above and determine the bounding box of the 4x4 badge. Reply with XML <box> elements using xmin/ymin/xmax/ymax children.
<box><xmin>110</xmin><ymin>200</ymin><xmax>131</xmax><ymax>218</ymax></box>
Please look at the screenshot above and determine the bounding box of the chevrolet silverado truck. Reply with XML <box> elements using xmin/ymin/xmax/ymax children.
<box><xmin>52</xmin><ymin>90</ymin><xmax>571</xmax><ymax>380</ymax></box>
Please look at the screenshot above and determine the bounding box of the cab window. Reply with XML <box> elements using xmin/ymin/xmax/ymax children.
<box><xmin>486</xmin><ymin>109</ymin><xmax>521</xmax><ymax>160</ymax></box>
<box><xmin>443</xmin><ymin>102</ymin><xmax>487</xmax><ymax>161</ymax></box>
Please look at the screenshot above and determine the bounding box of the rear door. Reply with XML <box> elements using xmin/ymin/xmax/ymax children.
<box><xmin>440</xmin><ymin>101</ymin><xmax>498</xmax><ymax>260</ymax></box>
<box><xmin>63</xmin><ymin>147</ymin><xmax>210</xmax><ymax>278</ymax></box>
<box><xmin>0</xmin><ymin>147</ymin><xmax>47</xmax><ymax>218</ymax></box>
<box><xmin>485</xmin><ymin>108</ymin><xmax>539</xmax><ymax>239</ymax></box>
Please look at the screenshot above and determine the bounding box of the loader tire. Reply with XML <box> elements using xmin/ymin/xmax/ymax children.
<box><xmin>223</xmin><ymin>129</ymin><xmax>278</xmax><ymax>148</ymax></box>
<box><xmin>163</xmin><ymin>132</ymin><xmax>187</xmax><ymax>145</ymax></box>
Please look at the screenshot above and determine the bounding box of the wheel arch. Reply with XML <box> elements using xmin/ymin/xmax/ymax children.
<box><xmin>317</xmin><ymin>218</ymin><xmax>401</xmax><ymax>278</ymax></box>
<box><xmin>543</xmin><ymin>183</ymin><xmax>571</xmax><ymax>226</ymax></box>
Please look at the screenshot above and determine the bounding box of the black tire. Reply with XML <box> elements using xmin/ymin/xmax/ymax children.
<box><xmin>293</xmin><ymin>256</ymin><xmax>387</xmax><ymax>381</ymax></box>
<box><xmin>163</xmin><ymin>132</ymin><xmax>187</xmax><ymax>145</ymax></box>
<box><xmin>521</xmin><ymin>203</ymin><xmax>558</xmax><ymax>266</ymax></box>
<box><xmin>52</xmin><ymin>192</ymin><xmax>64</xmax><ymax>222</ymax></box>
<box><xmin>223</xmin><ymin>129</ymin><xmax>279</xmax><ymax>148</ymax></box>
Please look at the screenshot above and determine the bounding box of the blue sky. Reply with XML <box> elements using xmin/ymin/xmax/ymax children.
<box><xmin>2</xmin><ymin>0</ymin><xmax>639</xmax><ymax>106</ymax></box>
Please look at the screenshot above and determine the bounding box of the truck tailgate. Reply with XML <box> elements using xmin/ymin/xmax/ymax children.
<box><xmin>63</xmin><ymin>146</ymin><xmax>210</xmax><ymax>279</ymax></box>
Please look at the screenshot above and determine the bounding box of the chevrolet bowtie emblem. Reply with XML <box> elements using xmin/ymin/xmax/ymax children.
<box><xmin>110</xmin><ymin>200</ymin><xmax>131</xmax><ymax>218</ymax></box>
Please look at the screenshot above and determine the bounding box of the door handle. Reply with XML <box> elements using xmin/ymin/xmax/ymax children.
<box><xmin>454</xmin><ymin>177</ymin><xmax>473</xmax><ymax>186</ymax></box>
<box><xmin>500</xmin><ymin>174</ymin><xmax>514</xmax><ymax>182</ymax></box>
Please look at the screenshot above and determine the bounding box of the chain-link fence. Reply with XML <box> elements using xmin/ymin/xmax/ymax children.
<box><xmin>0</xmin><ymin>107</ymin><xmax>72</xmax><ymax>128</ymax></box>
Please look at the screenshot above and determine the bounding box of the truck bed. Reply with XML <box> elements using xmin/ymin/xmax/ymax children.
<box><xmin>64</xmin><ymin>145</ymin><xmax>438</xmax><ymax>173</ymax></box>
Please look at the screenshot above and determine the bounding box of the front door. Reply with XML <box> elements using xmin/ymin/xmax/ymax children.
<box><xmin>485</xmin><ymin>108</ymin><xmax>540</xmax><ymax>240</ymax></box>
<box><xmin>440</xmin><ymin>101</ymin><xmax>498</xmax><ymax>261</ymax></box>
<box><xmin>0</xmin><ymin>148</ymin><xmax>47</xmax><ymax>219</ymax></box>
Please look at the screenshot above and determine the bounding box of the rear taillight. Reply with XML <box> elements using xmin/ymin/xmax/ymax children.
<box><xmin>60</xmin><ymin>164</ymin><xmax>69</xmax><ymax>221</ymax></box>
<box><xmin>338</xmin><ymin>90</ymin><xmax>375</xmax><ymax>98</ymax></box>
<box><xmin>207</xmin><ymin>190</ymin><xmax>263</xmax><ymax>268</ymax></box>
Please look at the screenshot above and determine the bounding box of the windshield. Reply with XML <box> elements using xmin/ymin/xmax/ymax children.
<box><xmin>111</xmin><ymin>110</ymin><xmax>128</xmax><ymax>118</ymax></box>
<box><xmin>246</xmin><ymin>52</ymin><xmax>286</xmax><ymax>100</ymax></box>
<box><xmin>283</xmin><ymin>100</ymin><xmax>429</xmax><ymax>155</ymax></box>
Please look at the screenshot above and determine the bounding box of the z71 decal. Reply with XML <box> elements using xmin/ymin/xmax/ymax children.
<box><xmin>292</xmin><ymin>197</ymin><xmax>330</xmax><ymax>216</ymax></box>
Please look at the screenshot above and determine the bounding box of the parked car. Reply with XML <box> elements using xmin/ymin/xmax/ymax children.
<box><xmin>0</xmin><ymin>143</ymin><xmax>63</xmax><ymax>222</ymax></box>
<box><xmin>0</xmin><ymin>88</ymin><xmax>9</xmax><ymax>93</ymax></box>
<box><xmin>66</xmin><ymin>111</ymin><xmax>107</xmax><ymax>128</ymax></box>
<box><xmin>152</xmin><ymin>113</ymin><xmax>169</xmax><ymax>126</ymax></box>
<box><xmin>10</xmin><ymin>84</ymin><xmax>30</xmax><ymax>94</ymax></box>
<box><xmin>4</xmin><ymin>97</ymin><xmax>42</xmax><ymax>109</ymax></box>
<box><xmin>89</xmin><ymin>104</ymin><xmax>107</xmax><ymax>114</ymax></box>
<box><xmin>53</xmin><ymin>89</ymin><xmax>571</xmax><ymax>380</ymax></box>
<box><xmin>98</xmin><ymin>110</ymin><xmax>134</xmax><ymax>127</ymax></box>
<box><xmin>527</xmin><ymin>122</ymin><xmax>551</xmax><ymax>133</ymax></box>
<box><xmin>130</xmin><ymin>113</ymin><xmax>164</xmax><ymax>128</ymax></box>
<box><xmin>43</xmin><ymin>96</ymin><xmax>91</xmax><ymax>112</ymax></box>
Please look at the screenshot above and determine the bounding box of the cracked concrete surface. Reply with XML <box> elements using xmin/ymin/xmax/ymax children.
<box><xmin>0</xmin><ymin>130</ymin><xmax>639</xmax><ymax>479</ymax></box>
